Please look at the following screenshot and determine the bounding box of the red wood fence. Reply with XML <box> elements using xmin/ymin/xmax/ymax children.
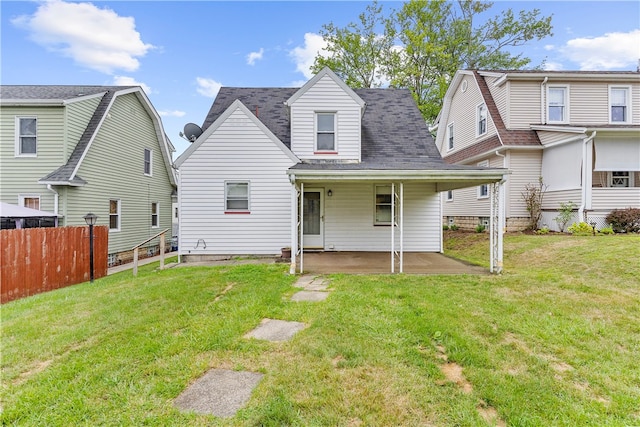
<box><xmin>1</xmin><ymin>226</ymin><xmax>108</xmax><ymax>303</ymax></box>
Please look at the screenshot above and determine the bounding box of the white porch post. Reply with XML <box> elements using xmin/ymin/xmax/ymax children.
<box><xmin>490</xmin><ymin>181</ymin><xmax>505</xmax><ymax>274</ymax></box>
<box><xmin>399</xmin><ymin>182</ymin><xmax>404</xmax><ymax>273</ymax></box>
<box><xmin>290</xmin><ymin>181</ymin><xmax>298</xmax><ymax>275</ymax></box>
<box><xmin>299</xmin><ymin>182</ymin><xmax>304</xmax><ymax>274</ymax></box>
<box><xmin>391</xmin><ymin>183</ymin><xmax>395</xmax><ymax>273</ymax></box>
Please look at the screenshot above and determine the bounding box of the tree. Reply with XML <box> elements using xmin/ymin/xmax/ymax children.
<box><xmin>311</xmin><ymin>1</ymin><xmax>394</xmax><ymax>88</ymax></box>
<box><xmin>312</xmin><ymin>0</ymin><xmax>553</xmax><ymax>122</ymax></box>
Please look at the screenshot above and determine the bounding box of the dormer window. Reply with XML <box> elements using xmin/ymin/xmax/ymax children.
<box><xmin>316</xmin><ymin>112</ymin><xmax>336</xmax><ymax>152</ymax></box>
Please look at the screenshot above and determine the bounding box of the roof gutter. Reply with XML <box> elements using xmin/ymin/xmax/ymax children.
<box><xmin>540</xmin><ymin>76</ymin><xmax>548</xmax><ymax>124</ymax></box>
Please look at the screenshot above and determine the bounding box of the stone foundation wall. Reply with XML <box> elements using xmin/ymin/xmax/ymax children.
<box><xmin>108</xmin><ymin>244</ymin><xmax>171</xmax><ymax>267</ymax></box>
<box><xmin>443</xmin><ymin>216</ymin><xmax>531</xmax><ymax>232</ymax></box>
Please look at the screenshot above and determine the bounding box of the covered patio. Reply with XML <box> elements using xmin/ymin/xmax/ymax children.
<box><xmin>299</xmin><ymin>251</ymin><xmax>487</xmax><ymax>275</ymax></box>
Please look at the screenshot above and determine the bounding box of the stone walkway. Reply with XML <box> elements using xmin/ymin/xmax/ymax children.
<box><xmin>174</xmin><ymin>274</ymin><xmax>331</xmax><ymax>418</ymax></box>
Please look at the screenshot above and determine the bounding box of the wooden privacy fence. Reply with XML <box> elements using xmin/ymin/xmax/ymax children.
<box><xmin>1</xmin><ymin>226</ymin><xmax>108</xmax><ymax>303</ymax></box>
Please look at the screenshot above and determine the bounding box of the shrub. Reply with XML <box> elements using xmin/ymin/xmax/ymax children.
<box><xmin>449</xmin><ymin>224</ymin><xmax>459</xmax><ymax>231</ymax></box>
<box><xmin>475</xmin><ymin>224</ymin><xmax>486</xmax><ymax>233</ymax></box>
<box><xmin>606</xmin><ymin>208</ymin><xmax>640</xmax><ymax>233</ymax></box>
<box><xmin>554</xmin><ymin>201</ymin><xmax>576</xmax><ymax>232</ymax></box>
<box><xmin>568</xmin><ymin>222</ymin><xmax>594</xmax><ymax>236</ymax></box>
<box><xmin>536</xmin><ymin>227</ymin><xmax>550</xmax><ymax>235</ymax></box>
<box><xmin>443</xmin><ymin>225</ymin><xmax>449</xmax><ymax>231</ymax></box>
<box><xmin>599</xmin><ymin>226</ymin><xmax>615</xmax><ymax>235</ymax></box>
<box><xmin>521</xmin><ymin>177</ymin><xmax>547</xmax><ymax>230</ymax></box>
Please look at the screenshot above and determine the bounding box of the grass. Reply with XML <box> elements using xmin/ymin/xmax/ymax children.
<box><xmin>2</xmin><ymin>234</ymin><xmax>639</xmax><ymax>426</ymax></box>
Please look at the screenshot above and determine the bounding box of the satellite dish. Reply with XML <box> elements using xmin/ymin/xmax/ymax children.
<box><xmin>182</xmin><ymin>123</ymin><xmax>203</xmax><ymax>142</ymax></box>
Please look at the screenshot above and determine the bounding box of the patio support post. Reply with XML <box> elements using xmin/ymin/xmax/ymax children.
<box><xmin>489</xmin><ymin>181</ymin><xmax>505</xmax><ymax>274</ymax></box>
<box><xmin>400</xmin><ymin>182</ymin><xmax>404</xmax><ymax>273</ymax></box>
<box><xmin>290</xmin><ymin>182</ymin><xmax>298</xmax><ymax>275</ymax></box>
<box><xmin>299</xmin><ymin>182</ymin><xmax>304</xmax><ymax>274</ymax></box>
<box><xmin>391</xmin><ymin>183</ymin><xmax>395</xmax><ymax>273</ymax></box>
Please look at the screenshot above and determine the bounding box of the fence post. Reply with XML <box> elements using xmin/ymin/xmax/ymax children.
<box><xmin>133</xmin><ymin>247</ymin><xmax>139</xmax><ymax>277</ymax></box>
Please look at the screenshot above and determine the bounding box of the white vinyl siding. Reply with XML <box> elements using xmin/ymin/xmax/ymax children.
<box><xmin>323</xmin><ymin>182</ymin><xmax>440</xmax><ymax>252</ymax></box>
<box><xmin>289</xmin><ymin>74</ymin><xmax>361</xmax><ymax>160</ymax></box>
<box><xmin>179</xmin><ymin>106</ymin><xmax>297</xmax><ymax>255</ymax></box>
<box><xmin>508</xmin><ymin>81</ymin><xmax>541</xmax><ymax>128</ymax></box>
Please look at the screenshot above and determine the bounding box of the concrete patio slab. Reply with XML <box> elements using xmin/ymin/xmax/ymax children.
<box><xmin>300</xmin><ymin>252</ymin><xmax>487</xmax><ymax>275</ymax></box>
<box><xmin>291</xmin><ymin>290</ymin><xmax>330</xmax><ymax>302</ymax></box>
<box><xmin>174</xmin><ymin>369</ymin><xmax>263</xmax><ymax>418</ymax></box>
<box><xmin>244</xmin><ymin>318</ymin><xmax>307</xmax><ymax>342</ymax></box>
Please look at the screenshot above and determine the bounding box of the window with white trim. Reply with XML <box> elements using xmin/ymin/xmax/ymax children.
<box><xmin>478</xmin><ymin>161</ymin><xmax>489</xmax><ymax>198</ymax></box>
<box><xmin>316</xmin><ymin>112</ymin><xmax>336</xmax><ymax>152</ymax></box>
<box><xmin>225</xmin><ymin>182</ymin><xmax>250</xmax><ymax>212</ymax></box>
<box><xmin>19</xmin><ymin>194</ymin><xmax>40</xmax><ymax>210</ymax></box>
<box><xmin>609</xmin><ymin>171</ymin><xmax>632</xmax><ymax>188</ymax></box>
<box><xmin>548</xmin><ymin>86</ymin><xmax>568</xmax><ymax>123</ymax></box>
<box><xmin>609</xmin><ymin>86</ymin><xmax>631</xmax><ymax>123</ymax></box>
<box><xmin>16</xmin><ymin>117</ymin><xmax>37</xmax><ymax>156</ymax></box>
<box><xmin>144</xmin><ymin>148</ymin><xmax>152</xmax><ymax>176</ymax></box>
<box><xmin>476</xmin><ymin>104</ymin><xmax>487</xmax><ymax>136</ymax></box>
<box><xmin>447</xmin><ymin>123</ymin><xmax>454</xmax><ymax>150</ymax></box>
<box><xmin>109</xmin><ymin>199</ymin><xmax>121</xmax><ymax>231</ymax></box>
<box><xmin>151</xmin><ymin>202</ymin><xmax>159</xmax><ymax>227</ymax></box>
<box><xmin>374</xmin><ymin>185</ymin><xmax>393</xmax><ymax>225</ymax></box>
<box><xmin>446</xmin><ymin>190</ymin><xmax>453</xmax><ymax>201</ymax></box>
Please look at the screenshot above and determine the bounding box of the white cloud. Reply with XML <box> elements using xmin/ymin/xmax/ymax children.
<box><xmin>113</xmin><ymin>75</ymin><xmax>151</xmax><ymax>94</ymax></box>
<box><xmin>158</xmin><ymin>110</ymin><xmax>186</xmax><ymax>118</ymax></box>
<box><xmin>544</xmin><ymin>44</ymin><xmax>555</xmax><ymax>51</ymax></box>
<box><xmin>562</xmin><ymin>29</ymin><xmax>640</xmax><ymax>70</ymax></box>
<box><xmin>247</xmin><ymin>48</ymin><xmax>264</xmax><ymax>66</ymax></box>
<box><xmin>11</xmin><ymin>0</ymin><xmax>153</xmax><ymax>74</ymax></box>
<box><xmin>543</xmin><ymin>61</ymin><xmax>564</xmax><ymax>71</ymax></box>
<box><xmin>289</xmin><ymin>33</ymin><xmax>328</xmax><ymax>79</ymax></box>
<box><xmin>196</xmin><ymin>77</ymin><xmax>222</xmax><ymax>98</ymax></box>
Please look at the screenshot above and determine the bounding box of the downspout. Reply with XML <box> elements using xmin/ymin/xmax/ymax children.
<box><xmin>46</xmin><ymin>184</ymin><xmax>59</xmax><ymax>226</ymax></box>
<box><xmin>540</xmin><ymin>77</ymin><xmax>548</xmax><ymax>124</ymax></box>
<box><xmin>579</xmin><ymin>131</ymin><xmax>597</xmax><ymax>221</ymax></box>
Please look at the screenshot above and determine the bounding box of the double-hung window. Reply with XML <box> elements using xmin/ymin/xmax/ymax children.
<box><xmin>476</xmin><ymin>104</ymin><xmax>487</xmax><ymax>137</ymax></box>
<box><xmin>374</xmin><ymin>185</ymin><xmax>393</xmax><ymax>225</ymax></box>
<box><xmin>316</xmin><ymin>113</ymin><xmax>336</xmax><ymax>152</ymax></box>
<box><xmin>548</xmin><ymin>86</ymin><xmax>568</xmax><ymax>123</ymax></box>
<box><xmin>225</xmin><ymin>181</ymin><xmax>250</xmax><ymax>212</ymax></box>
<box><xmin>16</xmin><ymin>117</ymin><xmax>37</xmax><ymax>156</ymax></box>
<box><xmin>151</xmin><ymin>202</ymin><xmax>159</xmax><ymax>227</ymax></box>
<box><xmin>19</xmin><ymin>195</ymin><xmax>40</xmax><ymax>210</ymax></box>
<box><xmin>144</xmin><ymin>148</ymin><xmax>152</xmax><ymax>176</ymax></box>
<box><xmin>610</xmin><ymin>86</ymin><xmax>630</xmax><ymax>123</ymax></box>
<box><xmin>478</xmin><ymin>161</ymin><xmax>489</xmax><ymax>198</ymax></box>
<box><xmin>109</xmin><ymin>199</ymin><xmax>121</xmax><ymax>231</ymax></box>
<box><xmin>447</xmin><ymin>123</ymin><xmax>454</xmax><ymax>151</ymax></box>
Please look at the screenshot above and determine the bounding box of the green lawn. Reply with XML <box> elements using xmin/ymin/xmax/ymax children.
<box><xmin>2</xmin><ymin>234</ymin><xmax>639</xmax><ymax>426</ymax></box>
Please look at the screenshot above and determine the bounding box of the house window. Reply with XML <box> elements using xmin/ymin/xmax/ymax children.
<box><xmin>144</xmin><ymin>148</ymin><xmax>152</xmax><ymax>176</ymax></box>
<box><xmin>447</xmin><ymin>123</ymin><xmax>454</xmax><ymax>151</ymax></box>
<box><xmin>109</xmin><ymin>199</ymin><xmax>121</xmax><ymax>231</ymax></box>
<box><xmin>478</xmin><ymin>161</ymin><xmax>489</xmax><ymax>198</ymax></box>
<box><xmin>151</xmin><ymin>202</ymin><xmax>159</xmax><ymax>227</ymax></box>
<box><xmin>16</xmin><ymin>117</ymin><xmax>37</xmax><ymax>156</ymax></box>
<box><xmin>225</xmin><ymin>182</ymin><xmax>250</xmax><ymax>212</ymax></box>
<box><xmin>610</xmin><ymin>86</ymin><xmax>630</xmax><ymax>123</ymax></box>
<box><xmin>316</xmin><ymin>113</ymin><xmax>336</xmax><ymax>152</ymax></box>
<box><xmin>374</xmin><ymin>185</ymin><xmax>394</xmax><ymax>225</ymax></box>
<box><xmin>548</xmin><ymin>86</ymin><xmax>568</xmax><ymax>123</ymax></box>
<box><xmin>609</xmin><ymin>171</ymin><xmax>631</xmax><ymax>187</ymax></box>
<box><xmin>19</xmin><ymin>195</ymin><xmax>40</xmax><ymax>210</ymax></box>
<box><xmin>446</xmin><ymin>190</ymin><xmax>453</xmax><ymax>201</ymax></box>
<box><xmin>476</xmin><ymin>104</ymin><xmax>487</xmax><ymax>136</ymax></box>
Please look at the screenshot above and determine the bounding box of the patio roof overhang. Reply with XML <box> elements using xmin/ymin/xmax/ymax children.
<box><xmin>287</xmin><ymin>167</ymin><xmax>509</xmax><ymax>192</ymax></box>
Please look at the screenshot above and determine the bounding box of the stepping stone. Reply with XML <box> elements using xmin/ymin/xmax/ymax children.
<box><xmin>305</xmin><ymin>278</ymin><xmax>330</xmax><ymax>291</ymax></box>
<box><xmin>291</xmin><ymin>290</ymin><xmax>329</xmax><ymax>302</ymax></box>
<box><xmin>293</xmin><ymin>275</ymin><xmax>317</xmax><ymax>288</ymax></box>
<box><xmin>174</xmin><ymin>369</ymin><xmax>263</xmax><ymax>418</ymax></box>
<box><xmin>244</xmin><ymin>318</ymin><xmax>307</xmax><ymax>342</ymax></box>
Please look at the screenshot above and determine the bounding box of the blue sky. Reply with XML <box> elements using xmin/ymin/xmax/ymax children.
<box><xmin>2</xmin><ymin>1</ymin><xmax>639</xmax><ymax>157</ymax></box>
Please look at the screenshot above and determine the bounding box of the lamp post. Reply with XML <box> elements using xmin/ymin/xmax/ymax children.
<box><xmin>83</xmin><ymin>213</ymin><xmax>98</xmax><ymax>282</ymax></box>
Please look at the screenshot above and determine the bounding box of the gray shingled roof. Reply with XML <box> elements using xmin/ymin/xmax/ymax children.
<box><xmin>201</xmin><ymin>86</ymin><xmax>484</xmax><ymax>171</ymax></box>
<box><xmin>0</xmin><ymin>85</ymin><xmax>130</xmax><ymax>101</ymax></box>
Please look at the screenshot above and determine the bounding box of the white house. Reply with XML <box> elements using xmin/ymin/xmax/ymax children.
<box><xmin>175</xmin><ymin>68</ymin><xmax>508</xmax><ymax>273</ymax></box>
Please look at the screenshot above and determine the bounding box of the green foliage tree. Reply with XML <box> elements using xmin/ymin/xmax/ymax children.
<box><xmin>311</xmin><ymin>0</ymin><xmax>553</xmax><ymax>122</ymax></box>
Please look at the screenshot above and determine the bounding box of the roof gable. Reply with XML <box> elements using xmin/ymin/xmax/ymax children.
<box><xmin>285</xmin><ymin>67</ymin><xmax>366</xmax><ymax>109</ymax></box>
<box><xmin>175</xmin><ymin>99</ymin><xmax>299</xmax><ymax>168</ymax></box>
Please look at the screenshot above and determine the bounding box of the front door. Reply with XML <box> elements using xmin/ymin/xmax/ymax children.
<box><xmin>302</xmin><ymin>189</ymin><xmax>324</xmax><ymax>249</ymax></box>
